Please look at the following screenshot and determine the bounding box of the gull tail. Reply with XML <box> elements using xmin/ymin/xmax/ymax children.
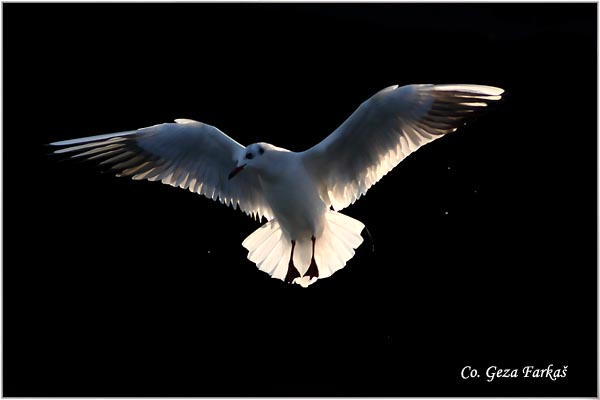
<box><xmin>242</xmin><ymin>211</ymin><xmax>364</xmax><ymax>287</ymax></box>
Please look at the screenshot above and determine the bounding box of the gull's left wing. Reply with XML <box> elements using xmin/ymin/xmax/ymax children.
<box><xmin>50</xmin><ymin>119</ymin><xmax>273</xmax><ymax>220</ymax></box>
<box><xmin>301</xmin><ymin>84</ymin><xmax>504</xmax><ymax>211</ymax></box>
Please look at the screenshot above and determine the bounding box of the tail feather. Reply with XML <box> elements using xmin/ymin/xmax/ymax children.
<box><xmin>271</xmin><ymin>254</ymin><xmax>289</xmax><ymax>281</ymax></box>
<box><xmin>322</xmin><ymin>230</ymin><xmax>354</xmax><ymax>272</ymax></box>
<box><xmin>241</xmin><ymin>211</ymin><xmax>365</xmax><ymax>287</ymax></box>
<box><xmin>241</xmin><ymin>219</ymin><xmax>276</xmax><ymax>250</ymax></box>
<box><xmin>249</xmin><ymin>227</ymin><xmax>282</xmax><ymax>262</ymax></box>
<box><xmin>242</xmin><ymin>220</ymin><xmax>283</xmax><ymax>275</ymax></box>
<box><xmin>261</xmin><ymin>237</ymin><xmax>285</xmax><ymax>275</ymax></box>
<box><xmin>315</xmin><ymin>238</ymin><xmax>337</xmax><ymax>277</ymax></box>
<box><xmin>327</xmin><ymin>211</ymin><xmax>366</xmax><ymax>234</ymax></box>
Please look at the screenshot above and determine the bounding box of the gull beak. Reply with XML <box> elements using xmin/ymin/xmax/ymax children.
<box><xmin>228</xmin><ymin>164</ymin><xmax>246</xmax><ymax>180</ymax></box>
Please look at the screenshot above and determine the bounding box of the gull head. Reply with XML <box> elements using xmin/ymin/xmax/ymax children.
<box><xmin>228</xmin><ymin>142</ymin><xmax>269</xmax><ymax>180</ymax></box>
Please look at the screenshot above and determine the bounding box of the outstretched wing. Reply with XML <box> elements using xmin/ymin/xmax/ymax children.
<box><xmin>50</xmin><ymin>119</ymin><xmax>273</xmax><ymax>220</ymax></box>
<box><xmin>301</xmin><ymin>84</ymin><xmax>504</xmax><ymax>210</ymax></box>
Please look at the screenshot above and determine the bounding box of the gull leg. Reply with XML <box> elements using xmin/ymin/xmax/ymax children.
<box><xmin>284</xmin><ymin>240</ymin><xmax>301</xmax><ymax>284</ymax></box>
<box><xmin>304</xmin><ymin>236</ymin><xmax>319</xmax><ymax>279</ymax></box>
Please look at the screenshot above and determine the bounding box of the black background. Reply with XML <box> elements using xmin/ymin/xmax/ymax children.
<box><xmin>3</xmin><ymin>3</ymin><xmax>597</xmax><ymax>397</ymax></box>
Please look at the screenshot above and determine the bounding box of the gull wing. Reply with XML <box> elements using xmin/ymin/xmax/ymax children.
<box><xmin>301</xmin><ymin>84</ymin><xmax>504</xmax><ymax>211</ymax></box>
<box><xmin>50</xmin><ymin>119</ymin><xmax>273</xmax><ymax>220</ymax></box>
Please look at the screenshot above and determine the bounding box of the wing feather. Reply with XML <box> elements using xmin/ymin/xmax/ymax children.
<box><xmin>302</xmin><ymin>83</ymin><xmax>504</xmax><ymax>210</ymax></box>
<box><xmin>50</xmin><ymin>119</ymin><xmax>273</xmax><ymax>220</ymax></box>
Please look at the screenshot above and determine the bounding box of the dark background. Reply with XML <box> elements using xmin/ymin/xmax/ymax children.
<box><xmin>3</xmin><ymin>3</ymin><xmax>597</xmax><ymax>397</ymax></box>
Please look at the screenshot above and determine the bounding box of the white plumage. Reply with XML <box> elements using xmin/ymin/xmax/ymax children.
<box><xmin>50</xmin><ymin>83</ymin><xmax>504</xmax><ymax>287</ymax></box>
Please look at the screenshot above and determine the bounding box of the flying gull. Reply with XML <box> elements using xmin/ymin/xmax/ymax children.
<box><xmin>50</xmin><ymin>83</ymin><xmax>504</xmax><ymax>287</ymax></box>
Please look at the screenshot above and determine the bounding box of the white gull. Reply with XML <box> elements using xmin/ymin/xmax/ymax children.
<box><xmin>50</xmin><ymin>83</ymin><xmax>504</xmax><ymax>287</ymax></box>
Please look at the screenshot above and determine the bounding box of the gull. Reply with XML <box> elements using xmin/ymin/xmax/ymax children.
<box><xmin>50</xmin><ymin>83</ymin><xmax>503</xmax><ymax>287</ymax></box>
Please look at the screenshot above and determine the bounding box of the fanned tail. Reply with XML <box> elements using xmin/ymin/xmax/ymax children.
<box><xmin>242</xmin><ymin>219</ymin><xmax>290</xmax><ymax>282</ymax></box>
<box><xmin>313</xmin><ymin>211</ymin><xmax>365</xmax><ymax>280</ymax></box>
<box><xmin>241</xmin><ymin>211</ymin><xmax>364</xmax><ymax>287</ymax></box>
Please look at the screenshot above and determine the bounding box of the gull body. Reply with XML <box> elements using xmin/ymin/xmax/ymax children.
<box><xmin>256</xmin><ymin>147</ymin><xmax>327</xmax><ymax>242</ymax></box>
<box><xmin>50</xmin><ymin>83</ymin><xmax>504</xmax><ymax>287</ymax></box>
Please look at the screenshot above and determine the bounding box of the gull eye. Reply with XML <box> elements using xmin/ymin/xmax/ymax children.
<box><xmin>258</xmin><ymin>147</ymin><xmax>265</xmax><ymax>155</ymax></box>
<box><xmin>246</xmin><ymin>153</ymin><xmax>254</xmax><ymax>160</ymax></box>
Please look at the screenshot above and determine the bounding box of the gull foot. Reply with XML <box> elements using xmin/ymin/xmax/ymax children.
<box><xmin>304</xmin><ymin>258</ymin><xmax>319</xmax><ymax>279</ymax></box>
<box><xmin>304</xmin><ymin>235</ymin><xmax>319</xmax><ymax>279</ymax></box>
<box><xmin>285</xmin><ymin>261</ymin><xmax>301</xmax><ymax>283</ymax></box>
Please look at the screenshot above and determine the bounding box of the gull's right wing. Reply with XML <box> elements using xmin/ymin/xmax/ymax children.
<box><xmin>50</xmin><ymin>119</ymin><xmax>273</xmax><ymax>220</ymax></box>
